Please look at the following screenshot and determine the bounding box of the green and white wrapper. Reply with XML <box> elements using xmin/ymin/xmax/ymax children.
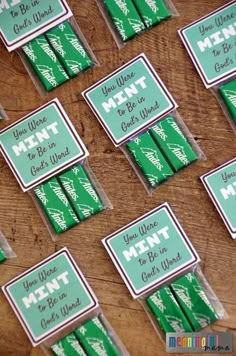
<box><xmin>146</xmin><ymin>286</ymin><xmax>193</xmax><ymax>333</ymax></box>
<box><xmin>46</xmin><ymin>22</ymin><xmax>94</xmax><ymax>78</ymax></box>
<box><xmin>74</xmin><ymin>316</ymin><xmax>120</xmax><ymax>356</ymax></box>
<box><xmin>133</xmin><ymin>0</ymin><xmax>171</xmax><ymax>28</ymax></box>
<box><xmin>51</xmin><ymin>332</ymin><xmax>86</xmax><ymax>356</ymax></box>
<box><xmin>34</xmin><ymin>176</ymin><xmax>79</xmax><ymax>234</ymax></box>
<box><xmin>150</xmin><ymin>116</ymin><xmax>198</xmax><ymax>172</ymax></box>
<box><xmin>126</xmin><ymin>131</ymin><xmax>174</xmax><ymax>187</ymax></box>
<box><xmin>102</xmin><ymin>0</ymin><xmax>145</xmax><ymax>42</ymax></box>
<box><xmin>22</xmin><ymin>34</ymin><xmax>69</xmax><ymax>92</ymax></box>
<box><xmin>58</xmin><ymin>164</ymin><xmax>104</xmax><ymax>221</ymax></box>
<box><xmin>171</xmin><ymin>272</ymin><xmax>219</xmax><ymax>331</ymax></box>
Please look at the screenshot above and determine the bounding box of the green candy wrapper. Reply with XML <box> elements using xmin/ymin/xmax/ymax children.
<box><xmin>46</xmin><ymin>22</ymin><xmax>93</xmax><ymax>78</ymax></box>
<box><xmin>22</xmin><ymin>34</ymin><xmax>69</xmax><ymax>91</ymax></box>
<box><xmin>219</xmin><ymin>79</ymin><xmax>236</xmax><ymax>122</ymax></box>
<box><xmin>171</xmin><ymin>272</ymin><xmax>219</xmax><ymax>331</ymax></box>
<box><xmin>133</xmin><ymin>0</ymin><xmax>171</xmax><ymax>28</ymax></box>
<box><xmin>74</xmin><ymin>317</ymin><xmax>120</xmax><ymax>356</ymax></box>
<box><xmin>146</xmin><ymin>286</ymin><xmax>193</xmax><ymax>333</ymax></box>
<box><xmin>103</xmin><ymin>0</ymin><xmax>145</xmax><ymax>42</ymax></box>
<box><xmin>58</xmin><ymin>165</ymin><xmax>104</xmax><ymax>221</ymax></box>
<box><xmin>34</xmin><ymin>177</ymin><xmax>79</xmax><ymax>234</ymax></box>
<box><xmin>150</xmin><ymin>116</ymin><xmax>198</xmax><ymax>172</ymax></box>
<box><xmin>0</xmin><ymin>247</ymin><xmax>7</xmax><ymax>263</ymax></box>
<box><xmin>126</xmin><ymin>131</ymin><xmax>174</xmax><ymax>187</ymax></box>
<box><xmin>52</xmin><ymin>333</ymin><xmax>87</xmax><ymax>356</ymax></box>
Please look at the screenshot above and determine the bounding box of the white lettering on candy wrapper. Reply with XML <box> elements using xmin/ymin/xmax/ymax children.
<box><xmin>22</xmin><ymin>271</ymin><xmax>69</xmax><ymax>309</ymax></box>
<box><xmin>101</xmin><ymin>76</ymin><xmax>147</xmax><ymax>113</ymax></box>
<box><xmin>123</xmin><ymin>226</ymin><xmax>169</xmax><ymax>262</ymax></box>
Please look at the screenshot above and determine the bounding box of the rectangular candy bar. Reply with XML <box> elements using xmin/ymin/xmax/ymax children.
<box><xmin>34</xmin><ymin>177</ymin><xmax>79</xmax><ymax>234</ymax></box>
<box><xmin>171</xmin><ymin>272</ymin><xmax>218</xmax><ymax>331</ymax></box>
<box><xmin>74</xmin><ymin>316</ymin><xmax>120</xmax><ymax>356</ymax></box>
<box><xmin>146</xmin><ymin>286</ymin><xmax>192</xmax><ymax>333</ymax></box>
<box><xmin>126</xmin><ymin>131</ymin><xmax>174</xmax><ymax>187</ymax></box>
<box><xmin>103</xmin><ymin>0</ymin><xmax>145</xmax><ymax>42</ymax></box>
<box><xmin>22</xmin><ymin>34</ymin><xmax>69</xmax><ymax>91</ymax></box>
<box><xmin>46</xmin><ymin>22</ymin><xmax>93</xmax><ymax>78</ymax></box>
<box><xmin>150</xmin><ymin>116</ymin><xmax>198</xmax><ymax>172</ymax></box>
<box><xmin>51</xmin><ymin>332</ymin><xmax>87</xmax><ymax>356</ymax></box>
<box><xmin>133</xmin><ymin>0</ymin><xmax>171</xmax><ymax>28</ymax></box>
<box><xmin>219</xmin><ymin>79</ymin><xmax>236</xmax><ymax>122</ymax></box>
<box><xmin>0</xmin><ymin>247</ymin><xmax>7</xmax><ymax>263</ymax></box>
<box><xmin>58</xmin><ymin>165</ymin><xmax>104</xmax><ymax>221</ymax></box>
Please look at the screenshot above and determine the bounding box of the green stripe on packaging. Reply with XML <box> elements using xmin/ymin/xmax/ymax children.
<box><xmin>133</xmin><ymin>0</ymin><xmax>171</xmax><ymax>28</ymax></box>
<box><xmin>51</xmin><ymin>332</ymin><xmax>87</xmax><ymax>356</ymax></box>
<box><xmin>34</xmin><ymin>177</ymin><xmax>79</xmax><ymax>234</ymax></box>
<box><xmin>22</xmin><ymin>34</ymin><xmax>69</xmax><ymax>91</ymax></box>
<box><xmin>171</xmin><ymin>272</ymin><xmax>218</xmax><ymax>331</ymax></box>
<box><xmin>74</xmin><ymin>316</ymin><xmax>120</xmax><ymax>356</ymax></box>
<box><xmin>0</xmin><ymin>247</ymin><xmax>7</xmax><ymax>263</ymax></box>
<box><xmin>219</xmin><ymin>79</ymin><xmax>236</xmax><ymax>122</ymax></box>
<box><xmin>103</xmin><ymin>0</ymin><xmax>145</xmax><ymax>42</ymax></box>
<box><xmin>150</xmin><ymin>116</ymin><xmax>198</xmax><ymax>172</ymax></box>
<box><xmin>146</xmin><ymin>286</ymin><xmax>193</xmax><ymax>333</ymax></box>
<box><xmin>126</xmin><ymin>131</ymin><xmax>174</xmax><ymax>187</ymax></box>
<box><xmin>58</xmin><ymin>165</ymin><xmax>103</xmax><ymax>221</ymax></box>
<box><xmin>46</xmin><ymin>22</ymin><xmax>93</xmax><ymax>78</ymax></box>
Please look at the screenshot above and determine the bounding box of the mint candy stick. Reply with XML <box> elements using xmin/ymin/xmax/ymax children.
<box><xmin>34</xmin><ymin>177</ymin><xmax>79</xmax><ymax>234</ymax></box>
<box><xmin>58</xmin><ymin>165</ymin><xmax>103</xmax><ymax>221</ymax></box>
<box><xmin>126</xmin><ymin>131</ymin><xmax>173</xmax><ymax>187</ymax></box>
<box><xmin>46</xmin><ymin>22</ymin><xmax>93</xmax><ymax>78</ymax></box>
<box><xmin>171</xmin><ymin>272</ymin><xmax>219</xmax><ymax>331</ymax></box>
<box><xmin>22</xmin><ymin>34</ymin><xmax>69</xmax><ymax>91</ymax></box>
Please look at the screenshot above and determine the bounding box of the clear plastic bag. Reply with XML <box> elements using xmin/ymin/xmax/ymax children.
<box><xmin>17</xmin><ymin>18</ymin><xmax>99</xmax><ymax>99</ymax></box>
<box><xmin>120</xmin><ymin>110</ymin><xmax>206</xmax><ymax>195</ymax></box>
<box><xmin>41</xmin><ymin>310</ymin><xmax>129</xmax><ymax>355</ymax></box>
<box><xmin>0</xmin><ymin>105</ymin><xmax>8</xmax><ymax>120</ymax></box>
<box><xmin>211</xmin><ymin>75</ymin><xmax>236</xmax><ymax>133</ymax></box>
<box><xmin>30</xmin><ymin>159</ymin><xmax>112</xmax><ymax>241</ymax></box>
<box><xmin>0</xmin><ymin>231</ymin><xmax>16</xmax><ymax>260</ymax></box>
<box><xmin>96</xmin><ymin>0</ymin><xmax>179</xmax><ymax>49</ymax></box>
<box><xmin>139</xmin><ymin>264</ymin><xmax>227</xmax><ymax>344</ymax></box>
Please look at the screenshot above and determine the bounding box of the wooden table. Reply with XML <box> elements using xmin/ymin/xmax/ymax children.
<box><xmin>0</xmin><ymin>1</ymin><xmax>235</xmax><ymax>355</ymax></box>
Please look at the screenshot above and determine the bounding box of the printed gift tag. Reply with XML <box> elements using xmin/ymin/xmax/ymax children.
<box><xmin>0</xmin><ymin>0</ymin><xmax>72</xmax><ymax>51</ymax></box>
<box><xmin>0</xmin><ymin>98</ymin><xmax>88</xmax><ymax>191</ymax></box>
<box><xmin>102</xmin><ymin>203</ymin><xmax>200</xmax><ymax>298</ymax></box>
<box><xmin>201</xmin><ymin>158</ymin><xmax>236</xmax><ymax>240</ymax></box>
<box><xmin>179</xmin><ymin>1</ymin><xmax>236</xmax><ymax>88</ymax></box>
<box><xmin>83</xmin><ymin>53</ymin><xmax>178</xmax><ymax>146</ymax></box>
<box><xmin>2</xmin><ymin>248</ymin><xmax>98</xmax><ymax>346</ymax></box>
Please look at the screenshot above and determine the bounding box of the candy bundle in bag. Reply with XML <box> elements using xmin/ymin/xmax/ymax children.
<box><xmin>0</xmin><ymin>1</ymin><xmax>98</xmax><ymax>97</ymax></box>
<box><xmin>2</xmin><ymin>248</ymin><xmax>128</xmax><ymax>355</ymax></box>
<box><xmin>83</xmin><ymin>54</ymin><xmax>205</xmax><ymax>195</ymax></box>
<box><xmin>179</xmin><ymin>1</ymin><xmax>236</xmax><ymax>131</ymax></box>
<box><xmin>102</xmin><ymin>203</ymin><xmax>226</xmax><ymax>346</ymax></box>
<box><xmin>0</xmin><ymin>99</ymin><xmax>112</xmax><ymax>240</ymax></box>
<box><xmin>96</xmin><ymin>0</ymin><xmax>178</xmax><ymax>48</ymax></box>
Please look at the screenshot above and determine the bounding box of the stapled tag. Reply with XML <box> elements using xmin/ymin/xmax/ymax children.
<box><xmin>83</xmin><ymin>53</ymin><xmax>178</xmax><ymax>147</ymax></box>
<box><xmin>201</xmin><ymin>157</ymin><xmax>236</xmax><ymax>240</ymax></box>
<box><xmin>0</xmin><ymin>0</ymin><xmax>72</xmax><ymax>52</ymax></box>
<box><xmin>0</xmin><ymin>98</ymin><xmax>88</xmax><ymax>192</ymax></box>
<box><xmin>179</xmin><ymin>1</ymin><xmax>236</xmax><ymax>88</ymax></box>
<box><xmin>2</xmin><ymin>248</ymin><xmax>98</xmax><ymax>346</ymax></box>
<box><xmin>102</xmin><ymin>203</ymin><xmax>200</xmax><ymax>299</ymax></box>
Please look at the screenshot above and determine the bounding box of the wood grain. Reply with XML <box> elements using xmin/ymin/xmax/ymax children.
<box><xmin>0</xmin><ymin>1</ymin><xmax>236</xmax><ymax>355</ymax></box>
